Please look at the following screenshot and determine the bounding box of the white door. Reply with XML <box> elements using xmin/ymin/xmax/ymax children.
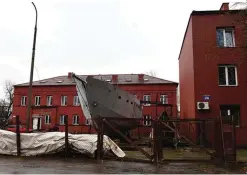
<box><xmin>33</xmin><ymin>118</ymin><xmax>38</xmax><ymax>130</ymax></box>
<box><xmin>32</xmin><ymin>117</ymin><xmax>42</xmax><ymax>130</ymax></box>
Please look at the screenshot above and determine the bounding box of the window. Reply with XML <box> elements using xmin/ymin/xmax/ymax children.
<box><xmin>72</xmin><ymin>115</ymin><xmax>79</xmax><ymax>125</ymax></box>
<box><xmin>160</xmin><ymin>95</ymin><xmax>168</xmax><ymax>104</ymax></box>
<box><xmin>47</xmin><ymin>96</ymin><xmax>52</xmax><ymax>106</ymax></box>
<box><xmin>45</xmin><ymin>115</ymin><xmax>51</xmax><ymax>124</ymax></box>
<box><xmin>61</xmin><ymin>96</ymin><xmax>67</xmax><ymax>106</ymax></box>
<box><xmin>21</xmin><ymin>96</ymin><xmax>27</xmax><ymax>106</ymax></box>
<box><xmin>73</xmin><ymin>96</ymin><xmax>80</xmax><ymax>106</ymax></box>
<box><xmin>34</xmin><ymin>96</ymin><xmax>41</xmax><ymax>106</ymax></box>
<box><xmin>60</xmin><ymin>115</ymin><xmax>66</xmax><ymax>125</ymax></box>
<box><xmin>143</xmin><ymin>115</ymin><xmax>152</xmax><ymax>126</ymax></box>
<box><xmin>216</xmin><ymin>28</ymin><xmax>235</xmax><ymax>47</ymax></box>
<box><xmin>143</xmin><ymin>95</ymin><xmax>151</xmax><ymax>106</ymax></box>
<box><xmin>220</xmin><ymin>105</ymin><xmax>240</xmax><ymax>127</ymax></box>
<box><xmin>218</xmin><ymin>65</ymin><xmax>237</xmax><ymax>86</ymax></box>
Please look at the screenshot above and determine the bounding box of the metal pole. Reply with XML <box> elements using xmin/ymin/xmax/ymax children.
<box><xmin>26</xmin><ymin>2</ymin><xmax>38</xmax><ymax>133</ymax></box>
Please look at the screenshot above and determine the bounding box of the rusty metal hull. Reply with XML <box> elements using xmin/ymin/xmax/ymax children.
<box><xmin>73</xmin><ymin>75</ymin><xmax>142</xmax><ymax>135</ymax></box>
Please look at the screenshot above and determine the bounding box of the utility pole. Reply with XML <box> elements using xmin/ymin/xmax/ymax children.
<box><xmin>26</xmin><ymin>2</ymin><xmax>38</xmax><ymax>133</ymax></box>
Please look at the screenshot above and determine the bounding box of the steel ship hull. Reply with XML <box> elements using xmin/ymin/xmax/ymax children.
<box><xmin>73</xmin><ymin>75</ymin><xmax>142</xmax><ymax>135</ymax></box>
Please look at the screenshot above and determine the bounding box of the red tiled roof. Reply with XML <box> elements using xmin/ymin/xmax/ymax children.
<box><xmin>14</xmin><ymin>74</ymin><xmax>178</xmax><ymax>87</ymax></box>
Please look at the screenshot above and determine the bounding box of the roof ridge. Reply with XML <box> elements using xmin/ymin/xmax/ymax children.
<box><xmin>145</xmin><ymin>74</ymin><xmax>178</xmax><ymax>84</ymax></box>
<box><xmin>15</xmin><ymin>73</ymin><xmax>178</xmax><ymax>87</ymax></box>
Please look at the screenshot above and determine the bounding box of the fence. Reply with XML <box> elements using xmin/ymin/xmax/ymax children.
<box><xmin>94</xmin><ymin>116</ymin><xmax>237</xmax><ymax>164</ymax></box>
<box><xmin>13</xmin><ymin>115</ymin><xmax>236</xmax><ymax>164</ymax></box>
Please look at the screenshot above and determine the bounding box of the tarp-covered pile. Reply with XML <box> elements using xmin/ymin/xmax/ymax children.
<box><xmin>0</xmin><ymin>130</ymin><xmax>125</xmax><ymax>157</ymax></box>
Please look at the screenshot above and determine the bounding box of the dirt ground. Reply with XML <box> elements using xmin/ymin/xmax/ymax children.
<box><xmin>0</xmin><ymin>156</ymin><xmax>246</xmax><ymax>174</ymax></box>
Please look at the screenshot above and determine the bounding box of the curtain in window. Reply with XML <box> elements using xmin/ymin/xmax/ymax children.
<box><xmin>218</xmin><ymin>67</ymin><xmax>226</xmax><ymax>85</ymax></box>
<box><xmin>60</xmin><ymin>116</ymin><xmax>64</xmax><ymax>124</ymax></box>
<box><xmin>227</xmin><ymin>67</ymin><xmax>236</xmax><ymax>85</ymax></box>
<box><xmin>225</xmin><ymin>31</ymin><xmax>234</xmax><ymax>47</ymax></box>
<box><xmin>216</xmin><ymin>29</ymin><xmax>224</xmax><ymax>47</ymax></box>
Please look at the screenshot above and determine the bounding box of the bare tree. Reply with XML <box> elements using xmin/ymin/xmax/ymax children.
<box><xmin>232</xmin><ymin>2</ymin><xmax>247</xmax><ymax>50</ymax></box>
<box><xmin>0</xmin><ymin>80</ymin><xmax>14</xmax><ymax>119</ymax></box>
<box><xmin>145</xmin><ymin>70</ymin><xmax>157</xmax><ymax>77</ymax></box>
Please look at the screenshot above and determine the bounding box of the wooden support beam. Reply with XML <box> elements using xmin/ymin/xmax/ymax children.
<box><xmin>97</xmin><ymin>117</ymin><xmax>104</xmax><ymax>161</ymax></box>
<box><xmin>105</xmin><ymin>117</ymin><xmax>214</xmax><ymax>122</ymax></box>
<box><xmin>16</xmin><ymin>115</ymin><xmax>21</xmax><ymax>156</ymax></box>
<box><xmin>200</xmin><ymin>121</ymin><xmax>206</xmax><ymax>146</ymax></box>
<box><xmin>153</xmin><ymin>120</ymin><xmax>158</xmax><ymax>164</ymax></box>
<box><xmin>157</xmin><ymin>120</ymin><xmax>163</xmax><ymax>162</ymax></box>
<box><xmin>160</xmin><ymin>121</ymin><xmax>213</xmax><ymax>156</ymax></box>
<box><xmin>64</xmin><ymin>115</ymin><xmax>69</xmax><ymax>158</ymax></box>
<box><xmin>103</xmin><ymin>118</ymin><xmax>152</xmax><ymax>160</ymax></box>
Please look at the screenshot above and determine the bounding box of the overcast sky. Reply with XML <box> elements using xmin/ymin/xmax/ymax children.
<box><xmin>0</xmin><ymin>0</ymin><xmax>245</xmax><ymax>98</ymax></box>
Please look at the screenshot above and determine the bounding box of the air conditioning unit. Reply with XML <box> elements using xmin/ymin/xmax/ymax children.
<box><xmin>197</xmin><ymin>102</ymin><xmax>209</xmax><ymax>110</ymax></box>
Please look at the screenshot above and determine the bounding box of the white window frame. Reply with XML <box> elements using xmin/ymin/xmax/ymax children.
<box><xmin>73</xmin><ymin>96</ymin><xmax>80</xmax><ymax>106</ymax></box>
<box><xmin>160</xmin><ymin>95</ymin><xmax>168</xmax><ymax>104</ymax></box>
<box><xmin>60</xmin><ymin>115</ymin><xmax>65</xmax><ymax>125</ymax></box>
<box><xmin>217</xmin><ymin>28</ymin><xmax>235</xmax><ymax>47</ymax></box>
<box><xmin>45</xmin><ymin>115</ymin><xmax>51</xmax><ymax>124</ymax></box>
<box><xmin>21</xmin><ymin>96</ymin><xmax>27</xmax><ymax>106</ymax></box>
<box><xmin>72</xmin><ymin>115</ymin><xmax>79</xmax><ymax>125</ymax></box>
<box><xmin>47</xmin><ymin>96</ymin><xmax>52</xmax><ymax>106</ymax></box>
<box><xmin>34</xmin><ymin>96</ymin><xmax>41</xmax><ymax>106</ymax></box>
<box><xmin>61</xmin><ymin>96</ymin><xmax>67</xmax><ymax>106</ymax></box>
<box><xmin>218</xmin><ymin>65</ymin><xmax>238</xmax><ymax>86</ymax></box>
<box><xmin>143</xmin><ymin>115</ymin><xmax>152</xmax><ymax>126</ymax></box>
<box><xmin>143</xmin><ymin>95</ymin><xmax>151</xmax><ymax>106</ymax></box>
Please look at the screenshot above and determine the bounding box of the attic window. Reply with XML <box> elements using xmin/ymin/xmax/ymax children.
<box><xmin>56</xmin><ymin>80</ymin><xmax>63</xmax><ymax>83</ymax></box>
<box><xmin>40</xmin><ymin>80</ymin><xmax>47</xmax><ymax>83</ymax></box>
<box><xmin>105</xmin><ymin>79</ymin><xmax>111</xmax><ymax>82</ymax></box>
<box><xmin>125</xmin><ymin>79</ymin><xmax>132</xmax><ymax>82</ymax></box>
<box><xmin>144</xmin><ymin>78</ymin><xmax>149</xmax><ymax>81</ymax></box>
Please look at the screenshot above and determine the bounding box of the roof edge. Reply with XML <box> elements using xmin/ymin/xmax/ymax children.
<box><xmin>178</xmin><ymin>9</ymin><xmax>244</xmax><ymax>60</ymax></box>
<box><xmin>14</xmin><ymin>82</ymin><xmax>179</xmax><ymax>88</ymax></box>
<box><xmin>191</xmin><ymin>9</ymin><xmax>243</xmax><ymax>16</ymax></box>
<box><xmin>178</xmin><ymin>13</ymin><xmax>192</xmax><ymax>60</ymax></box>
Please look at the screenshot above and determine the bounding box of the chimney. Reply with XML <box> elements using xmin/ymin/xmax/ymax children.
<box><xmin>68</xmin><ymin>72</ymin><xmax>73</xmax><ymax>79</ymax></box>
<box><xmin>112</xmin><ymin>75</ymin><xmax>118</xmax><ymax>82</ymax></box>
<box><xmin>220</xmin><ymin>3</ymin><xmax>229</xmax><ymax>11</ymax></box>
<box><xmin>138</xmin><ymin>74</ymin><xmax>144</xmax><ymax>81</ymax></box>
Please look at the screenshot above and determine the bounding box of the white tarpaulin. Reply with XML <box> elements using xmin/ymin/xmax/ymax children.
<box><xmin>0</xmin><ymin>130</ymin><xmax>125</xmax><ymax>157</ymax></box>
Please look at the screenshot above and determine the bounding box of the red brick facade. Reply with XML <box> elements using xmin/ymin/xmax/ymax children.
<box><xmin>12</xmin><ymin>74</ymin><xmax>178</xmax><ymax>135</ymax></box>
<box><xmin>179</xmin><ymin>4</ymin><xmax>247</xmax><ymax>146</ymax></box>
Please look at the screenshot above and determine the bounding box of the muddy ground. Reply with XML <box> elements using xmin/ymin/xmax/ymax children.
<box><xmin>0</xmin><ymin>156</ymin><xmax>246</xmax><ymax>174</ymax></box>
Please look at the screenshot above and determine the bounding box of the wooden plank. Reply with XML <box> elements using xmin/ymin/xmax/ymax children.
<box><xmin>65</xmin><ymin>115</ymin><xmax>69</xmax><ymax>157</ymax></box>
<box><xmin>103</xmin><ymin>118</ymin><xmax>152</xmax><ymax>160</ymax></box>
<box><xmin>97</xmin><ymin>117</ymin><xmax>104</xmax><ymax>161</ymax></box>
<box><xmin>160</xmin><ymin>121</ymin><xmax>213</xmax><ymax>156</ymax></box>
<box><xmin>16</xmin><ymin>115</ymin><xmax>21</xmax><ymax>156</ymax></box>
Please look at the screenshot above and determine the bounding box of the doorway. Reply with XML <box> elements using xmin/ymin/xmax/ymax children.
<box><xmin>32</xmin><ymin>117</ymin><xmax>42</xmax><ymax>130</ymax></box>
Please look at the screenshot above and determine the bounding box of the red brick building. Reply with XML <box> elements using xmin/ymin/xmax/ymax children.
<box><xmin>12</xmin><ymin>73</ymin><xmax>178</xmax><ymax>135</ymax></box>
<box><xmin>179</xmin><ymin>3</ymin><xmax>247</xmax><ymax>146</ymax></box>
